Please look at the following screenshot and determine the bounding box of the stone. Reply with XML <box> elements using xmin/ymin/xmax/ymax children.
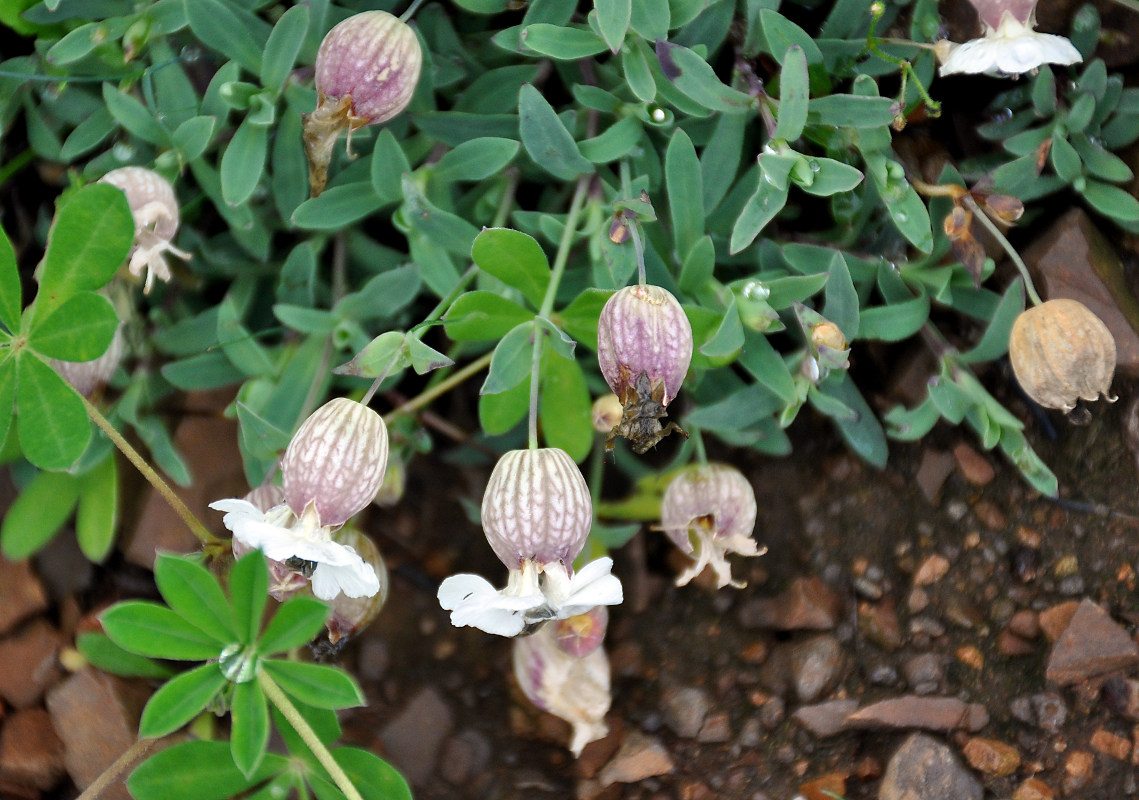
<box><xmin>858</xmin><ymin>599</ymin><xmax>902</xmax><ymax>651</ymax></box>
<box><xmin>1102</xmin><ymin>676</ymin><xmax>1139</xmax><ymax>720</ymax></box>
<box><xmin>1030</xmin><ymin>692</ymin><xmax>1067</xmax><ymax>734</ymax></box>
<box><xmin>661</xmin><ymin>687</ymin><xmax>710</xmax><ymax>739</ymax></box>
<box><xmin>1013</xmin><ymin>777</ymin><xmax>1054</xmax><ymax>800</ymax></box>
<box><xmin>0</xmin><ymin>558</ymin><xmax>48</xmax><ymax>637</ymax></box>
<box><xmin>789</xmin><ymin>635</ymin><xmax>843</xmax><ymax>703</ymax></box>
<box><xmin>1045</xmin><ymin>599</ymin><xmax>1139</xmax><ymax>686</ymax></box>
<box><xmin>879</xmin><ymin>733</ymin><xmax>982</xmax><ymax>800</ymax></box>
<box><xmin>1008</xmin><ymin>610</ymin><xmax>1040</xmax><ymax>639</ymax></box>
<box><xmin>952</xmin><ymin>443</ymin><xmax>995</xmax><ymax>486</ymax></box>
<box><xmin>1022</xmin><ymin>207</ymin><xmax>1139</xmax><ymax>373</ymax></box>
<box><xmin>846</xmin><ymin>695</ymin><xmax>988</xmax><ymax>733</ymax></box>
<box><xmin>997</xmin><ymin>630</ymin><xmax>1035</xmax><ymax>657</ymax></box>
<box><xmin>1090</xmin><ymin>727</ymin><xmax>1131</xmax><ymax>761</ymax></box>
<box><xmin>0</xmin><ymin>619</ymin><xmax>63</xmax><ymax>709</ymax></box>
<box><xmin>913</xmin><ymin>554</ymin><xmax>950</xmax><ymax>586</ymax></box>
<box><xmin>902</xmin><ymin>654</ymin><xmax>944</xmax><ymax>695</ymax></box>
<box><xmin>439</xmin><ymin>729</ymin><xmax>491</xmax><ymax>786</ymax></box>
<box><xmin>45</xmin><ymin>669</ymin><xmax>150</xmax><ymax>800</ymax></box>
<box><xmin>799</xmin><ymin>772</ymin><xmax>846</xmax><ymax>800</ymax></box>
<box><xmin>1062</xmin><ymin>750</ymin><xmax>1094</xmax><ymax>794</ymax></box>
<box><xmin>0</xmin><ymin>708</ymin><xmax>65</xmax><ymax>791</ymax></box>
<box><xmin>598</xmin><ymin>731</ymin><xmax>674</xmax><ymax>787</ymax></box>
<box><xmin>972</xmin><ymin>500</ymin><xmax>1006</xmax><ymax>530</ymax></box>
<box><xmin>962</xmin><ymin>737</ymin><xmax>1021</xmax><ymax>777</ymax></box>
<box><xmin>696</xmin><ymin>711</ymin><xmax>731</xmax><ymax>743</ymax></box>
<box><xmin>378</xmin><ymin>687</ymin><xmax>454</xmax><ymax>786</ymax></box>
<box><xmin>1038</xmin><ymin>601</ymin><xmax>1079</xmax><ymax>642</ymax></box>
<box><xmin>758</xmin><ymin>696</ymin><xmax>785</xmax><ymax>730</ymax></box>
<box><xmin>738</xmin><ymin>577</ymin><xmax>842</xmax><ymax>631</ymax></box>
<box><xmin>791</xmin><ymin>700</ymin><xmax>859</xmax><ymax>738</ymax></box>
<box><xmin>915</xmin><ymin>449</ymin><xmax>955</xmax><ymax>504</ymax></box>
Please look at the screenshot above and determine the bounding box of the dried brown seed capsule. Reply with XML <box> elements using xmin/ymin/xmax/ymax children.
<box><xmin>480</xmin><ymin>448</ymin><xmax>592</xmax><ymax>569</ymax></box>
<box><xmin>304</xmin><ymin>11</ymin><xmax>422</xmax><ymax>196</ymax></box>
<box><xmin>282</xmin><ymin>398</ymin><xmax>389</xmax><ymax>527</ymax></box>
<box><xmin>1009</xmin><ymin>299</ymin><xmax>1116</xmax><ymax>414</ymax></box>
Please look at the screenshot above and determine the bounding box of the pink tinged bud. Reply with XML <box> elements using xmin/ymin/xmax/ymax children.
<box><xmin>481</xmin><ymin>448</ymin><xmax>592</xmax><ymax>569</ymax></box>
<box><xmin>304</xmin><ymin>11</ymin><xmax>422</xmax><ymax>196</ymax></box>
<box><xmin>51</xmin><ymin>324</ymin><xmax>125</xmax><ymax>398</ymax></box>
<box><xmin>660</xmin><ymin>463</ymin><xmax>764</xmax><ymax>589</ymax></box>
<box><xmin>325</xmin><ymin>528</ymin><xmax>388</xmax><ymax>646</ymax></box>
<box><xmin>597</xmin><ymin>284</ymin><xmax>692</xmax><ymax>408</ymax></box>
<box><xmin>98</xmin><ymin>167</ymin><xmax>190</xmax><ymax>293</ymax></box>
<box><xmin>968</xmin><ymin>0</ymin><xmax>1038</xmax><ymax>29</ymax></box>
<box><xmin>282</xmin><ymin>398</ymin><xmax>389</xmax><ymax>528</ymax></box>
<box><xmin>553</xmin><ymin>606</ymin><xmax>609</xmax><ymax>658</ymax></box>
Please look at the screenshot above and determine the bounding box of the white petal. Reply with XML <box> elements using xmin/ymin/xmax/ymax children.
<box><xmin>438</xmin><ymin>573</ymin><xmax>498</xmax><ymax>610</ymax></box>
<box><xmin>437</xmin><ymin>573</ymin><xmax>545</xmax><ymax>637</ymax></box>
<box><xmin>555</xmin><ymin>558</ymin><xmax>623</xmax><ymax>619</ymax></box>
<box><xmin>312</xmin><ymin>559</ymin><xmax>379</xmax><ymax>600</ymax></box>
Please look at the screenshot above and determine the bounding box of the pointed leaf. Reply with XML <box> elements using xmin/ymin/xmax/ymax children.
<box><xmin>102</xmin><ymin>601</ymin><xmax>226</xmax><ymax>660</ymax></box>
<box><xmin>127</xmin><ymin>741</ymin><xmax>285</xmax><ymax>800</ymax></box>
<box><xmin>139</xmin><ymin>662</ymin><xmax>228</xmax><ymax>738</ymax></box>
<box><xmin>230</xmin><ymin>680</ymin><xmax>270</xmax><ymax>777</ymax></box>
<box><xmin>221</xmin><ymin>115</ymin><xmax>269</xmax><ymax>207</ymax></box>
<box><xmin>595</xmin><ymin>0</ymin><xmax>632</xmax><ymax>53</ymax></box>
<box><xmin>471</xmin><ymin>228</ymin><xmax>551</xmax><ymax>308</ymax></box>
<box><xmin>774</xmin><ymin>46</ymin><xmax>808</xmax><ymax>141</ymax></box>
<box><xmin>665</xmin><ymin>128</ymin><xmax>703</xmax><ymax>263</ymax></box>
<box><xmin>261</xmin><ymin>4</ymin><xmax>309</xmax><ymax>93</ymax></box>
<box><xmin>518</xmin><ymin>84</ymin><xmax>593</xmax><ymax>180</ymax></box>
<box><xmin>257</xmin><ymin>595</ymin><xmax>329</xmax><ymax>655</ymax></box>
<box><xmin>230</xmin><ymin>550</ymin><xmax>269</xmax><ymax>645</ymax></box>
<box><xmin>480</xmin><ymin>321</ymin><xmax>535</xmax><ymax>395</ymax></box>
<box><xmin>262</xmin><ymin>659</ymin><xmax>364</xmax><ymax>709</ymax></box>
<box><xmin>76</xmin><ymin>632</ymin><xmax>175</xmax><ymax>680</ymax></box>
<box><xmin>185</xmin><ymin>0</ymin><xmax>265</xmax><ymax>74</ymax></box>
<box><xmin>0</xmin><ymin>469</ymin><xmax>79</xmax><ymax>560</ymax></box>
<box><xmin>155</xmin><ymin>553</ymin><xmax>238</xmax><ymax>643</ymax></box>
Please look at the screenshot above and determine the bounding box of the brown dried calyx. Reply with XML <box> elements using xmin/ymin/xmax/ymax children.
<box><xmin>605</xmin><ymin>370</ymin><xmax>688</xmax><ymax>454</ymax></box>
<box><xmin>1009</xmin><ymin>298</ymin><xmax>1116</xmax><ymax>418</ymax></box>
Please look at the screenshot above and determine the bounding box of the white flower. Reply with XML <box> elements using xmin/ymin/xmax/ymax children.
<box><xmin>437</xmin><ymin>557</ymin><xmax>622</xmax><ymax>638</ymax></box>
<box><xmin>210</xmin><ymin>498</ymin><xmax>380</xmax><ymax>601</ymax></box>
<box><xmin>939</xmin><ymin>10</ymin><xmax>1082</xmax><ymax>77</ymax></box>
<box><xmin>675</xmin><ymin>529</ymin><xmax>765</xmax><ymax>590</ymax></box>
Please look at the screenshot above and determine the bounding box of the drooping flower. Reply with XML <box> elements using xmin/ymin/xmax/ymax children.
<box><xmin>658</xmin><ymin>463</ymin><xmax>765</xmax><ymax>589</ymax></box>
<box><xmin>596</xmin><ymin>284</ymin><xmax>693</xmax><ymax>453</ymax></box>
<box><xmin>513</xmin><ymin>606</ymin><xmax>612</xmax><ymax>756</ymax></box>
<box><xmin>98</xmin><ymin>166</ymin><xmax>191</xmax><ymax>293</ymax></box>
<box><xmin>212</xmin><ymin>398</ymin><xmax>389</xmax><ymax>601</ymax></box>
<box><xmin>438</xmin><ymin>448</ymin><xmax>622</xmax><ymax>637</ymax></box>
<box><xmin>938</xmin><ymin>0</ymin><xmax>1082</xmax><ymax>77</ymax></box>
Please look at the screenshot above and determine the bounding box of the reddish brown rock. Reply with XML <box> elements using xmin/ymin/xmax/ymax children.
<box><xmin>962</xmin><ymin>737</ymin><xmax>1021</xmax><ymax>777</ymax></box>
<box><xmin>1090</xmin><ymin>727</ymin><xmax>1131</xmax><ymax>761</ymax></box>
<box><xmin>1062</xmin><ymin>750</ymin><xmax>1094</xmax><ymax>793</ymax></box>
<box><xmin>798</xmin><ymin>772</ymin><xmax>846</xmax><ymax>800</ymax></box>
<box><xmin>972</xmin><ymin>500</ymin><xmax>1007</xmax><ymax>531</ymax></box>
<box><xmin>915</xmin><ymin>449</ymin><xmax>955</xmax><ymax>504</ymax></box>
<box><xmin>1008</xmin><ymin>610</ymin><xmax>1040</xmax><ymax>640</ymax></box>
<box><xmin>858</xmin><ymin>599</ymin><xmax>902</xmax><ymax>651</ymax></box>
<box><xmin>952</xmin><ymin>443</ymin><xmax>995</xmax><ymax>486</ymax></box>
<box><xmin>1038</xmin><ymin>601</ymin><xmax>1080</xmax><ymax>642</ymax></box>
<box><xmin>44</xmin><ymin>669</ymin><xmax>150</xmax><ymax>800</ymax></box>
<box><xmin>1046</xmin><ymin>599</ymin><xmax>1139</xmax><ymax>686</ymax></box>
<box><xmin>1013</xmin><ymin>777</ymin><xmax>1054</xmax><ymax>800</ymax></box>
<box><xmin>0</xmin><ymin>708</ymin><xmax>65</xmax><ymax>791</ymax></box>
<box><xmin>378</xmin><ymin>687</ymin><xmax>454</xmax><ymax>786</ymax></box>
<box><xmin>913</xmin><ymin>554</ymin><xmax>950</xmax><ymax>587</ymax></box>
<box><xmin>997</xmin><ymin>630</ymin><xmax>1035</xmax><ymax>657</ymax></box>
<box><xmin>737</xmin><ymin>577</ymin><xmax>842</xmax><ymax>631</ymax></box>
<box><xmin>0</xmin><ymin>559</ymin><xmax>48</xmax><ymax>637</ymax></box>
<box><xmin>791</xmin><ymin>699</ymin><xmax>859</xmax><ymax>738</ymax></box>
<box><xmin>0</xmin><ymin>620</ymin><xmax>63</xmax><ymax>708</ymax></box>
<box><xmin>598</xmin><ymin>730</ymin><xmax>674</xmax><ymax>787</ymax></box>
<box><xmin>845</xmin><ymin>695</ymin><xmax>988</xmax><ymax>733</ymax></box>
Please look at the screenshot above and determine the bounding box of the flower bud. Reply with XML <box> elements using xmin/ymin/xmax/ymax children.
<box><xmin>282</xmin><ymin>398</ymin><xmax>389</xmax><ymax>527</ymax></box>
<box><xmin>591</xmin><ymin>394</ymin><xmax>623</xmax><ymax>434</ymax></box>
<box><xmin>51</xmin><ymin>324</ymin><xmax>125</xmax><ymax>398</ymax></box>
<box><xmin>325</xmin><ymin>527</ymin><xmax>388</xmax><ymax>645</ymax></box>
<box><xmin>1009</xmin><ymin>299</ymin><xmax>1117</xmax><ymax>413</ymax></box>
<box><xmin>304</xmin><ymin>11</ymin><xmax>422</xmax><ymax>196</ymax></box>
<box><xmin>597</xmin><ymin>284</ymin><xmax>692</xmax><ymax>408</ymax></box>
<box><xmin>98</xmin><ymin>166</ymin><xmax>190</xmax><ymax>293</ymax></box>
<box><xmin>553</xmin><ymin>606</ymin><xmax>608</xmax><ymax>658</ymax></box>
<box><xmin>659</xmin><ymin>463</ymin><xmax>764</xmax><ymax>589</ymax></box>
<box><xmin>481</xmin><ymin>448</ymin><xmax>592</xmax><ymax>569</ymax></box>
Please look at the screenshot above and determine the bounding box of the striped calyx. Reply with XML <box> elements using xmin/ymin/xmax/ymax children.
<box><xmin>968</xmin><ymin>0</ymin><xmax>1038</xmax><ymax>29</ymax></box>
<box><xmin>282</xmin><ymin>398</ymin><xmax>389</xmax><ymax>527</ymax></box>
<box><xmin>597</xmin><ymin>284</ymin><xmax>692</xmax><ymax>407</ymax></box>
<box><xmin>660</xmin><ymin>464</ymin><xmax>757</xmax><ymax>552</ymax></box>
<box><xmin>481</xmin><ymin>448</ymin><xmax>592</xmax><ymax>569</ymax></box>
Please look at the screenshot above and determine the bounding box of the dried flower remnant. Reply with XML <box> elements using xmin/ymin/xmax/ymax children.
<box><xmin>1009</xmin><ymin>299</ymin><xmax>1116</xmax><ymax>416</ymax></box>
<box><xmin>513</xmin><ymin>606</ymin><xmax>612</xmax><ymax>756</ymax></box>
<box><xmin>658</xmin><ymin>464</ymin><xmax>765</xmax><ymax>589</ymax></box>
<box><xmin>212</xmin><ymin>398</ymin><xmax>389</xmax><ymax>601</ymax></box>
<box><xmin>304</xmin><ymin>11</ymin><xmax>422</xmax><ymax>196</ymax></box>
<box><xmin>938</xmin><ymin>0</ymin><xmax>1082</xmax><ymax>77</ymax></box>
<box><xmin>597</xmin><ymin>284</ymin><xmax>693</xmax><ymax>453</ymax></box>
<box><xmin>438</xmin><ymin>448</ymin><xmax>622</xmax><ymax>637</ymax></box>
<box><xmin>98</xmin><ymin>167</ymin><xmax>191</xmax><ymax>293</ymax></box>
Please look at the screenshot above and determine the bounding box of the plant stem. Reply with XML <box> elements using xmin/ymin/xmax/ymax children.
<box><xmin>80</xmin><ymin>394</ymin><xmax>217</xmax><ymax>545</ymax></box>
<box><xmin>865</xmin><ymin>5</ymin><xmax>941</xmax><ymax>118</ymax></box>
<box><xmin>75</xmin><ymin>738</ymin><xmax>157</xmax><ymax>800</ymax></box>
<box><xmin>528</xmin><ymin>176</ymin><xmax>593</xmax><ymax>448</ymax></box>
<box><xmin>399</xmin><ymin>0</ymin><xmax>427</xmax><ymax>22</ymax></box>
<box><xmin>961</xmin><ymin>194</ymin><xmax>1043</xmax><ymax>306</ymax></box>
<box><xmin>383</xmin><ymin>349</ymin><xmax>493</xmax><ymax>423</ymax></box>
<box><xmin>0</xmin><ymin>149</ymin><xmax>33</xmax><ymax>190</ymax></box>
<box><xmin>692</xmin><ymin>427</ymin><xmax>708</xmax><ymax>464</ymax></box>
<box><xmin>258</xmin><ymin>671</ymin><xmax>365</xmax><ymax>800</ymax></box>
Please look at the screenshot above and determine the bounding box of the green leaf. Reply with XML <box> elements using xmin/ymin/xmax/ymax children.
<box><xmin>472</xmin><ymin>228</ymin><xmax>551</xmax><ymax>308</ymax></box>
<box><xmin>16</xmin><ymin>355</ymin><xmax>91</xmax><ymax>471</ymax></box>
<box><xmin>518</xmin><ymin>84</ymin><xmax>593</xmax><ymax>180</ymax></box>
<box><xmin>823</xmin><ymin>251</ymin><xmax>859</xmax><ymax>340</ymax></box>
<box><xmin>1032</xmin><ymin>66</ymin><xmax>1057</xmax><ymax>115</ymax></box>
<box><xmin>698</xmin><ymin>296</ymin><xmax>744</xmax><ymax>358</ymax></box>
<box><xmin>0</xmin><ymin>224</ymin><xmax>21</xmax><ymax>333</ymax></box>
<box><xmin>292</xmin><ymin>183</ymin><xmax>385</xmax><ymax>230</ymax></box>
<box><xmin>139</xmin><ymin>662</ymin><xmax>228</xmax><ymax>738</ymax></box>
<box><xmin>0</xmin><ymin>469</ymin><xmax>79</xmax><ymax>560</ymax></box>
<box><xmin>76</xmin><ymin>632</ymin><xmax>174</xmax><ymax>679</ymax></box>
<box><xmin>655</xmin><ymin>40</ymin><xmax>754</xmax><ymax>113</ymax></box>
<box><xmin>730</xmin><ymin>179</ymin><xmax>789</xmax><ymax>254</ymax></box>
<box><xmin>480</xmin><ymin>321</ymin><xmax>535</xmax><ymax>395</ymax></box>
<box><xmin>261</xmin><ymin>4</ymin><xmax>308</xmax><ymax>93</ymax></box>
<box><xmin>102</xmin><ymin>83</ymin><xmax>170</xmax><ymax>146</ymax></box>
<box><xmin>161</xmin><ymin>351</ymin><xmax>246</xmax><ymax>391</ymax></box>
<box><xmin>679</xmin><ymin>235</ymin><xmax>715</xmax><ymax>293</ymax></box>
<box><xmin>798</xmin><ymin>157</ymin><xmax>863</xmax><ymax>196</ymax></box>
<box><xmin>596</xmin><ymin>0</ymin><xmax>632</xmax><ymax>53</ymax></box>
<box><xmin>1049</xmin><ymin>134</ymin><xmax>1082</xmax><ymax>183</ymax></box>
<box><xmin>230</xmin><ymin>680</ymin><xmax>270</xmax><ymax>778</ymax></box>
<box><xmin>577</xmin><ymin>116</ymin><xmax>643</xmax><ymax>163</ymax></box>
<box><xmin>332</xmin><ymin>748</ymin><xmax>413</xmax><ymax>800</ymax></box>
<box><xmin>445</xmin><ymin>291</ymin><xmax>536</xmax><ymax>342</ymax></box>
<box><xmin>758</xmin><ymin>9</ymin><xmax>825</xmax><ymax>66</ymax></box>
<box><xmin>433</xmin><ymin>138</ymin><xmax>520</xmax><ymax>183</ymax></box>
<box><xmin>333</xmin><ymin>331</ymin><xmax>409</xmax><ymax>379</ymax></box>
<box><xmin>28</xmin><ymin>292</ymin><xmax>117</xmax><ymax>361</ymax></box>
<box><xmin>333</xmin><ymin>264</ymin><xmax>421</xmax><ymax>322</ymax></box>
<box><xmin>479</xmin><ymin>375</ymin><xmax>530</xmax><ymax>434</ymax></box>
<box><xmin>665</xmin><ymin>128</ymin><xmax>703</xmax><ymax>263</ymax></box>
<box><xmin>400</xmin><ymin>176</ymin><xmax>480</xmax><ymax>257</ymax></box>
<box><xmin>230</xmin><ymin>550</ymin><xmax>269</xmax><ymax>645</ymax></box>
<box><xmin>884</xmin><ymin>397</ymin><xmax>941</xmax><ymax>441</ymax></box>
<box><xmin>36</xmin><ymin>183</ymin><xmax>133</xmax><ymax>325</ymax></box>
<box><xmin>173</xmin><ymin>116</ymin><xmax>216</xmax><ymax>162</ymax></box>
<box><xmin>539</xmin><ymin>352</ymin><xmax>591</xmax><ymax>462</ymax></box>
<box><xmin>75</xmin><ymin>453</ymin><xmax>117</xmax><ymax>563</ymax></box>
<box><xmin>102</xmin><ymin>601</ymin><xmax>225</xmax><ymax>660</ymax></box>
<box><xmin>371</xmin><ymin>129</ymin><xmax>411</xmax><ymax>202</ymax></box>
<box><xmin>221</xmin><ymin>116</ymin><xmax>269</xmax><ymax>206</ymax></box>
<box><xmin>959</xmin><ymin>278</ymin><xmax>1025</xmax><ymax>364</ymax></box>
<box><xmin>808</xmin><ymin>94</ymin><xmax>895</xmax><ymax>128</ymax></box>
<box><xmin>262</xmin><ymin>659</ymin><xmax>365</xmax><ymax>709</ymax></box>
<box><xmin>858</xmin><ymin>294</ymin><xmax>929</xmax><ymax>342</ymax></box>
<box><xmin>1070</xmin><ymin>133</ymin><xmax>1133</xmax><ymax>183</ymax></box>
<box><xmin>622</xmin><ymin>38</ymin><xmax>656</xmax><ymax>103</ymax></box>
<box><xmin>521</xmin><ymin>23</ymin><xmax>608</xmax><ymax>59</ymax></box>
<box><xmin>406</xmin><ymin>333</ymin><xmax>455</xmax><ymax>375</ymax></box>
<box><xmin>774</xmin><ymin>46</ymin><xmax>808</xmax><ymax>141</ymax></box>
<box><xmin>127</xmin><ymin>741</ymin><xmax>284</xmax><ymax>800</ymax></box>
<box><xmin>155</xmin><ymin>553</ymin><xmax>238</xmax><ymax>643</ymax></box>
<box><xmin>686</xmin><ymin>382</ymin><xmax>783</xmax><ymax>431</ymax></box>
<box><xmin>555</xmin><ymin>288</ymin><xmax>612</xmax><ymax>351</ymax></box>
<box><xmin>823</xmin><ymin>373</ymin><xmax>888</xmax><ymax>468</ymax></box>
<box><xmin>535</xmin><ymin>316</ymin><xmax>576</xmax><ymax>360</ymax></box>
<box><xmin>1080</xmin><ymin>179</ymin><xmax>1139</xmax><ymax>222</ymax></box>
<box><xmin>257</xmin><ymin>596</ymin><xmax>329</xmax><ymax>655</ymax></box>
<box><xmin>738</xmin><ymin>328</ymin><xmax>796</xmax><ymax>405</ymax></box>
<box><xmin>185</xmin><ymin>0</ymin><xmax>265</xmax><ymax>74</ymax></box>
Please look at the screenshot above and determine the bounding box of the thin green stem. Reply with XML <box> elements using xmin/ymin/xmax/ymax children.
<box><xmin>258</xmin><ymin>671</ymin><xmax>364</xmax><ymax>800</ymax></box>
<box><xmin>75</xmin><ymin>737</ymin><xmax>157</xmax><ymax>800</ymax></box>
<box><xmin>80</xmin><ymin>394</ymin><xmax>217</xmax><ymax>545</ymax></box>
<box><xmin>865</xmin><ymin>5</ymin><xmax>940</xmax><ymax>118</ymax></box>
<box><xmin>383</xmin><ymin>350</ymin><xmax>493</xmax><ymax>423</ymax></box>
<box><xmin>399</xmin><ymin>0</ymin><xmax>428</xmax><ymax>21</ymax></box>
<box><xmin>962</xmin><ymin>195</ymin><xmax>1043</xmax><ymax>306</ymax></box>
<box><xmin>361</xmin><ymin>349</ymin><xmax>402</xmax><ymax>407</ymax></box>
<box><xmin>691</xmin><ymin>427</ymin><xmax>708</xmax><ymax>464</ymax></box>
<box><xmin>0</xmin><ymin>149</ymin><xmax>33</xmax><ymax>190</ymax></box>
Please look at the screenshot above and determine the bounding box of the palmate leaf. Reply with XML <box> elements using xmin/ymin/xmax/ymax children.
<box><xmin>230</xmin><ymin>550</ymin><xmax>269</xmax><ymax>645</ymax></box>
<box><xmin>16</xmin><ymin>354</ymin><xmax>90</xmax><ymax>471</ymax></box>
<box><xmin>27</xmin><ymin>292</ymin><xmax>118</xmax><ymax>361</ymax></box>
<box><xmin>261</xmin><ymin>659</ymin><xmax>365</xmax><ymax>710</ymax></box>
<box><xmin>101</xmin><ymin>601</ymin><xmax>224</xmax><ymax>660</ymax></box>
<box><xmin>139</xmin><ymin>662</ymin><xmax>228</xmax><ymax>738</ymax></box>
<box><xmin>0</xmin><ymin>469</ymin><xmax>80</xmax><ymax>560</ymax></box>
<box><xmin>231</xmin><ymin>680</ymin><xmax>270</xmax><ymax>778</ymax></box>
<box><xmin>76</xmin><ymin>632</ymin><xmax>174</xmax><ymax>680</ymax></box>
<box><xmin>257</xmin><ymin>596</ymin><xmax>329</xmax><ymax>655</ymax></box>
<box><xmin>0</xmin><ymin>224</ymin><xmax>21</xmax><ymax>333</ymax></box>
<box><xmin>154</xmin><ymin>553</ymin><xmax>238</xmax><ymax>643</ymax></box>
<box><xmin>127</xmin><ymin>740</ymin><xmax>287</xmax><ymax>800</ymax></box>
